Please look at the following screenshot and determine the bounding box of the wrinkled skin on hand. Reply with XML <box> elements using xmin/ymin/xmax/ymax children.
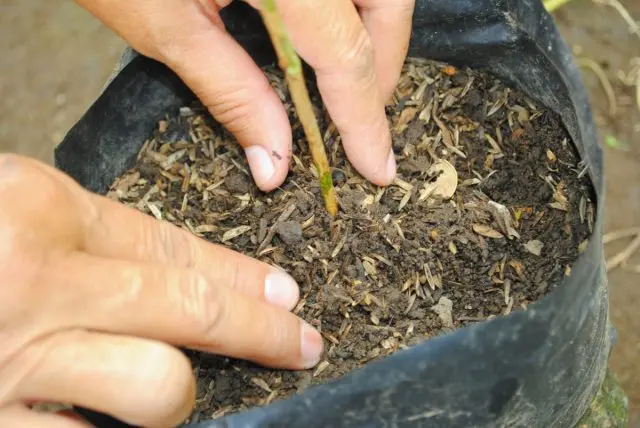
<box><xmin>76</xmin><ymin>0</ymin><xmax>415</xmax><ymax>191</ymax></box>
<box><xmin>0</xmin><ymin>155</ymin><xmax>322</xmax><ymax>427</ymax></box>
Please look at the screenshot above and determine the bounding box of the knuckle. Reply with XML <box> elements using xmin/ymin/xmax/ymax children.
<box><xmin>0</xmin><ymin>156</ymin><xmax>66</xmax><ymax>215</ymax></box>
<box><xmin>151</xmin><ymin>221</ymin><xmax>197</xmax><ymax>267</ymax></box>
<box><xmin>206</xmin><ymin>84</ymin><xmax>268</xmax><ymax>136</ymax></box>
<box><xmin>0</xmin><ymin>330</ymin><xmax>68</xmax><ymax>406</ymax></box>
<box><xmin>180</xmin><ymin>271</ymin><xmax>228</xmax><ymax>343</ymax></box>
<box><xmin>338</xmin><ymin>29</ymin><xmax>376</xmax><ymax>82</ymax></box>
<box><xmin>0</xmin><ymin>159</ymin><xmax>53</xmax><ymax>290</ymax></box>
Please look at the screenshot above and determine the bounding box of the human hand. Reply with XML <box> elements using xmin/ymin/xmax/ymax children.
<box><xmin>0</xmin><ymin>154</ymin><xmax>323</xmax><ymax>427</ymax></box>
<box><xmin>76</xmin><ymin>0</ymin><xmax>415</xmax><ymax>191</ymax></box>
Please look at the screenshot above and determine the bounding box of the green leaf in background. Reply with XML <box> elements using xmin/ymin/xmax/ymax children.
<box><xmin>604</xmin><ymin>135</ymin><xmax>629</xmax><ymax>151</ymax></box>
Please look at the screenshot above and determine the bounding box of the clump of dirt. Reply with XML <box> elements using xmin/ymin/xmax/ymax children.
<box><xmin>108</xmin><ymin>58</ymin><xmax>595</xmax><ymax>422</ymax></box>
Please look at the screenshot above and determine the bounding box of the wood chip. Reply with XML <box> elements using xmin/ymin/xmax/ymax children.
<box><xmin>398</xmin><ymin>190</ymin><xmax>412</xmax><ymax>212</ymax></box>
<box><xmin>313</xmin><ymin>361</ymin><xmax>331</xmax><ymax>377</ymax></box>
<box><xmin>578</xmin><ymin>239</ymin><xmax>589</xmax><ymax>254</ymax></box>
<box><xmin>222</xmin><ymin>225</ymin><xmax>251</xmax><ymax>242</ymax></box>
<box><xmin>194</xmin><ymin>225</ymin><xmax>218</xmax><ymax>234</ymax></box>
<box><xmin>331</xmin><ymin>233</ymin><xmax>348</xmax><ymax>258</ymax></box>
<box><xmin>251</xmin><ymin>378</ymin><xmax>272</xmax><ymax>392</ymax></box>
<box><xmin>392</xmin><ymin>177</ymin><xmax>414</xmax><ymax>192</ymax></box>
<box><xmin>147</xmin><ymin>202</ymin><xmax>163</xmax><ymax>220</ymax></box>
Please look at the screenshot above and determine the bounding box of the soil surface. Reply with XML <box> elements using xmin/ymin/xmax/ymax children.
<box><xmin>108</xmin><ymin>59</ymin><xmax>594</xmax><ymax>422</ymax></box>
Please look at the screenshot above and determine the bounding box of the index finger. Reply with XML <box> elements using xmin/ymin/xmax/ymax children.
<box><xmin>82</xmin><ymin>193</ymin><xmax>300</xmax><ymax>310</ymax></box>
<box><xmin>248</xmin><ymin>0</ymin><xmax>397</xmax><ymax>186</ymax></box>
<box><xmin>46</xmin><ymin>252</ymin><xmax>324</xmax><ymax>370</ymax></box>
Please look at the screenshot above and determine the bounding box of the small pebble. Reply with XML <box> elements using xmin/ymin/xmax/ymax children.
<box><xmin>276</xmin><ymin>221</ymin><xmax>303</xmax><ymax>245</ymax></box>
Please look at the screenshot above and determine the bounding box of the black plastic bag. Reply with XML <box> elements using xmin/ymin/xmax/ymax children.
<box><xmin>56</xmin><ymin>0</ymin><xmax>610</xmax><ymax>426</ymax></box>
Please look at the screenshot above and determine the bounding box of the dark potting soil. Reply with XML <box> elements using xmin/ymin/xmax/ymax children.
<box><xmin>107</xmin><ymin>58</ymin><xmax>595</xmax><ymax>422</ymax></box>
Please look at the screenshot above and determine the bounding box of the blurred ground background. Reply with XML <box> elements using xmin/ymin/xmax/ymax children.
<box><xmin>1</xmin><ymin>0</ymin><xmax>638</xmax><ymax>425</ymax></box>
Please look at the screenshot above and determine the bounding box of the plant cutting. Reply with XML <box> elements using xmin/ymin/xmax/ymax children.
<box><xmin>258</xmin><ymin>0</ymin><xmax>338</xmax><ymax>216</ymax></box>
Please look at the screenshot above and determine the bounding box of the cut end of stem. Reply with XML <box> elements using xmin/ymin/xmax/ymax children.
<box><xmin>320</xmin><ymin>171</ymin><xmax>338</xmax><ymax>216</ymax></box>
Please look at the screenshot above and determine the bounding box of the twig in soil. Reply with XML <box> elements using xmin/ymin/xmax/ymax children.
<box><xmin>604</xmin><ymin>229</ymin><xmax>640</xmax><ymax>272</ymax></box>
<box><xmin>603</xmin><ymin>227</ymin><xmax>640</xmax><ymax>244</ymax></box>
<box><xmin>576</xmin><ymin>57</ymin><xmax>618</xmax><ymax>117</ymax></box>
<box><xmin>593</xmin><ymin>0</ymin><xmax>640</xmax><ymax>41</ymax></box>
<box><xmin>593</xmin><ymin>0</ymin><xmax>640</xmax><ymax>112</ymax></box>
<box><xmin>617</xmin><ymin>58</ymin><xmax>640</xmax><ymax>112</ymax></box>
<box><xmin>259</xmin><ymin>0</ymin><xmax>338</xmax><ymax>216</ymax></box>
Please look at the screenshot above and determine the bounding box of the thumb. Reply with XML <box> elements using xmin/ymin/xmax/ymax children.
<box><xmin>162</xmin><ymin>18</ymin><xmax>292</xmax><ymax>192</ymax></box>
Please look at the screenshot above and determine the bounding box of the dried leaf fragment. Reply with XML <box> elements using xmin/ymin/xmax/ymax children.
<box><xmin>362</xmin><ymin>259</ymin><xmax>377</xmax><ymax>277</ymax></box>
<box><xmin>395</xmin><ymin>107</ymin><xmax>419</xmax><ymax>133</ymax></box>
<box><xmin>472</xmin><ymin>224</ymin><xmax>504</xmax><ymax>239</ymax></box>
<box><xmin>488</xmin><ymin>201</ymin><xmax>520</xmax><ymax>239</ymax></box>
<box><xmin>509</xmin><ymin>260</ymin><xmax>526</xmax><ymax>280</ymax></box>
<box><xmin>550</xmin><ymin>181</ymin><xmax>570</xmax><ymax>211</ymax></box>
<box><xmin>419</xmin><ymin>159</ymin><xmax>458</xmax><ymax>201</ymax></box>
<box><xmin>524</xmin><ymin>240</ymin><xmax>544</xmax><ymax>256</ymax></box>
<box><xmin>431</xmin><ymin>296</ymin><xmax>453</xmax><ymax>328</ymax></box>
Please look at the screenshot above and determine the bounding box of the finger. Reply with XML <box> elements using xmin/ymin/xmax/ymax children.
<box><xmin>76</xmin><ymin>0</ymin><xmax>292</xmax><ymax>192</ymax></box>
<box><xmin>355</xmin><ymin>0</ymin><xmax>415</xmax><ymax>101</ymax></box>
<box><xmin>0</xmin><ymin>405</ymin><xmax>91</xmax><ymax>428</ymax></box>
<box><xmin>45</xmin><ymin>253</ymin><xmax>323</xmax><ymax>370</ymax></box>
<box><xmin>162</xmin><ymin>17</ymin><xmax>292</xmax><ymax>192</ymax></box>
<box><xmin>0</xmin><ymin>154</ymin><xmax>300</xmax><ymax>312</ymax></box>
<box><xmin>247</xmin><ymin>0</ymin><xmax>396</xmax><ymax>186</ymax></box>
<box><xmin>82</xmin><ymin>194</ymin><xmax>300</xmax><ymax>310</ymax></box>
<box><xmin>13</xmin><ymin>330</ymin><xmax>194</xmax><ymax>428</ymax></box>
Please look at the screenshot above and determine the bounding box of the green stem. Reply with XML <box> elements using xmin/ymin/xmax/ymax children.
<box><xmin>259</xmin><ymin>0</ymin><xmax>338</xmax><ymax>216</ymax></box>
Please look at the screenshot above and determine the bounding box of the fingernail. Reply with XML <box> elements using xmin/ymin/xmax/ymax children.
<box><xmin>245</xmin><ymin>145</ymin><xmax>276</xmax><ymax>188</ymax></box>
<box><xmin>300</xmin><ymin>322</ymin><xmax>323</xmax><ymax>368</ymax></box>
<box><xmin>386</xmin><ymin>150</ymin><xmax>397</xmax><ymax>183</ymax></box>
<box><xmin>264</xmin><ymin>271</ymin><xmax>299</xmax><ymax>310</ymax></box>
